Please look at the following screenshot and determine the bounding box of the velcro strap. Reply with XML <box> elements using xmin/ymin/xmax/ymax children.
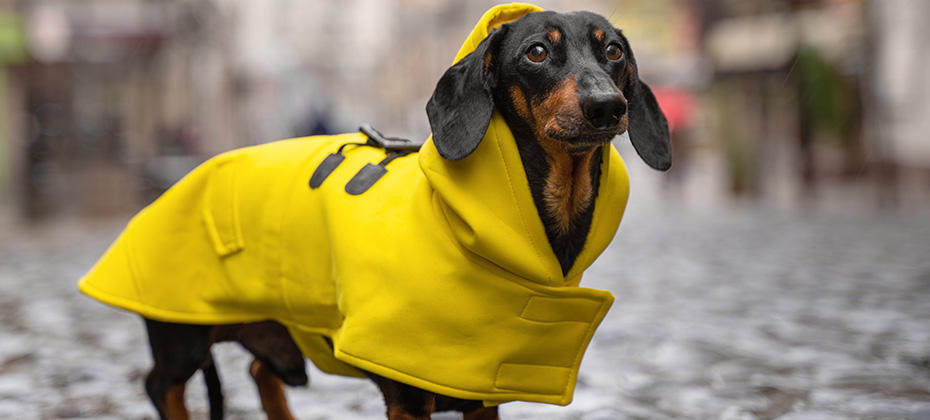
<box><xmin>308</xmin><ymin>153</ymin><xmax>345</xmax><ymax>188</ymax></box>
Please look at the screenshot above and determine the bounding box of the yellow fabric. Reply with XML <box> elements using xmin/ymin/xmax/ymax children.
<box><xmin>79</xmin><ymin>3</ymin><xmax>631</xmax><ymax>406</ymax></box>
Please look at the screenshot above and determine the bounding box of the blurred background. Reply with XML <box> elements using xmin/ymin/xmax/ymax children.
<box><xmin>0</xmin><ymin>0</ymin><xmax>928</xmax><ymax>219</ymax></box>
<box><xmin>0</xmin><ymin>0</ymin><xmax>928</xmax><ymax>419</ymax></box>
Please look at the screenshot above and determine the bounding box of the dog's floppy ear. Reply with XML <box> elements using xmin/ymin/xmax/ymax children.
<box><xmin>618</xmin><ymin>31</ymin><xmax>672</xmax><ymax>171</ymax></box>
<box><xmin>427</xmin><ymin>27</ymin><xmax>506</xmax><ymax>160</ymax></box>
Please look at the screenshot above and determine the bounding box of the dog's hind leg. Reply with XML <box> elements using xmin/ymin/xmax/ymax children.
<box><xmin>144</xmin><ymin>375</ymin><xmax>189</xmax><ymax>420</ymax></box>
<box><xmin>463</xmin><ymin>406</ymin><xmax>499</xmax><ymax>420</ymax></box>
<box><xmin>230</xmin><ymin>321</ymin><xmax>307</xmax><ymax>420</ymax></box>
<box><xmin>232</xmin><ymin>321</ymin><xmax>308</xmax><ymax>386</ymax></box>
<box><xmin>249</xmin><ymin>359</ymin><xmax>298</xmax><ymax>420</ymax></box>
<box><xmin>144</xmin><ymin>319</ymin><xmax>216</xmax><ymax>420</ymax></box>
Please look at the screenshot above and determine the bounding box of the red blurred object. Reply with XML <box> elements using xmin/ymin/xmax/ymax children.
<box><xmin>651</xmin><ymin>86</ymin><xmax>698</xmax><ymax>132</ymax></box>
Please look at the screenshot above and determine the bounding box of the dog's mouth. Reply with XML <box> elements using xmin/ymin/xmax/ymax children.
<box><xmin>544</xmin><ymin>112</ymin><xmax>628</xmax><ymax>148</ymax></box>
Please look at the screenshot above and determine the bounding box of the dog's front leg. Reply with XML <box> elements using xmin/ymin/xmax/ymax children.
<box><xmin>144</xmin><ymin>368</ymin><xmax>191</xmax><ymax>420</ymax></box>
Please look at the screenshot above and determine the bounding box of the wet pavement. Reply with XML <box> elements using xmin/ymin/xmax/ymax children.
<box><xmin>1</xmin><ymin>197</ymin><xmax>929</xmax><ymax>419</ymax></box>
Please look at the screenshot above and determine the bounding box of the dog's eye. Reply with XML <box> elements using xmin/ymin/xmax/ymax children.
<box><xmin>606</xmin><ymin>43</ymin><xmax>624</xmax><ymax>61</ymax></box>
<box><xmin>527</xmin><ymin>44</ymin><xmax>548</xmax><ymax>63</ymax></box>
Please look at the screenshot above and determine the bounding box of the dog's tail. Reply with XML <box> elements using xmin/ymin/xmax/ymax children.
<box><xmin>203</xmin><ymin>352</ymin><xmax>224</xmax><ymax>420</ymax></box>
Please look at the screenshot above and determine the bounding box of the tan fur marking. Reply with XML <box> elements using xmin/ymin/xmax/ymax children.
<box><xmin>618</xmin><ymin>113</ymin><xmax>629</xmax><ymax>135</ymax></box>
<box><xmin>165</xmin><ymin>384</ymin><xmax>189</xmax><ymax>420</ymax></box>
<box><xmin>619</xmin><ymin>61</ymin><xmax>635</xmax><ymax>134</ymax></box>
<box><xmin>387</xmin><ymin>407</ymin><xmax>418</xmax><ymax>420</ymax></box>
<box><xmin>594</xmin><ymin>29</ymin><xmax>605</xmax><ymax>41</ymax></box>
<box><xmin>539</xmin><ymin>138</ymin><xmax>596</xmax><ymax>236</ymax></box>
<box><xmin>510</xmin><ymin>85</ymin><xmax>532</xmax><ymax>121</ymax></box>
<box><xmin>533</xmin><ymin>75</ymin><xmax>582</xmax><ymax>141</ymax></box>
<box><xmin>627</xmin><ymin>61</ymin><xmax>636</xmax><ymax>87</ymax></box>
<box><xmin>484</xmin><ymin>50</ymin><xmax>493</xmax><ymax>78</ymax></box>
<box><xmin>548</xmin><ymin>29</ymin><xmax>561</xmax><ymax>43</ymax></box>
<box><xmin>250</xmin><ymin>360</ymin><xmax>297</xmax><ymax>420</ymax></box>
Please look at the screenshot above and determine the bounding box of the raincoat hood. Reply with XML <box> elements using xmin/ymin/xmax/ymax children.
<box><xmin>419</xmin><ymin>2</ymin><xmax>626</xmax><ymax>286</ymax></box>
<box><xmin>79</xmin><ymin>3</ymin><xmax>631</xmax><ymax>407</ymax></box>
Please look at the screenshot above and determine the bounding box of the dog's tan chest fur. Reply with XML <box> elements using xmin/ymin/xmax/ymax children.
<box><xmin>540</xmin><ymin>139</ymin><xmax>596</xmax><ymax>236</ymax></box>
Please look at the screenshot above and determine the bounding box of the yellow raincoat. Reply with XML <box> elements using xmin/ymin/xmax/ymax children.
<box><xmin>79</xmin><ymin>3</ymin><xmax>630</xmax><ymax>406</ymax></box>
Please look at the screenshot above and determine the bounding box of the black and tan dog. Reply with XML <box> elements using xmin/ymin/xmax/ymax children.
<box><xmin>103</xmin><ymin>7</ymin><xmax>669</xmax><ymax>420</ymax></box>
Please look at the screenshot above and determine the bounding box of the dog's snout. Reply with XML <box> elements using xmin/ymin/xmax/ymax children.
<box><xmin>581</xmin><ymin>93</ymin><xmax>626</xmax><ymax>129</ymax></box>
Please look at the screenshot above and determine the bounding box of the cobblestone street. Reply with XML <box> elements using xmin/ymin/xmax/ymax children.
<box><xmin>1</xmin><ymin>193</ymin><xmax>929</xmax><ymax>419</ymax></box>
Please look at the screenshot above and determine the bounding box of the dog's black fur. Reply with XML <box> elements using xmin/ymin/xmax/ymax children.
<box><xmin>143</xmin><ymin>10</ymin><xmax>669</xmax><ymax>420</ymax></box>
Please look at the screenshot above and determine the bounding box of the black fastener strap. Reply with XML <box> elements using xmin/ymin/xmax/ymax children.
<box><xmin>345</xmin><ymin>163</ymin><xmax>387</xmax><ymax>195</ymax></box>
<box><xmin>308</xmin><ymin>153</ymin><xmax>345</xmax><ymax>188</ymax></box>
<box><xmin>359</xmin><ymin>123</ymin><xmax>423</xmax><ymax>151</ymax></box>
<box><xmin>308</xmin><ymin>143</ymin><xmax>365</xmax><ymax>189</ymax></box>
<box><xmin>344</xmin><ymin>151</ymin><xmax>414</xmax><ymax>195</ymax></box>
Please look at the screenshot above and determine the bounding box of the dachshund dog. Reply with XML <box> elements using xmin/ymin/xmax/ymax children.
<box><xmin>141</xmin><ymin>9</ymin><xmax>669</xmax><ymax>420</ymax></box>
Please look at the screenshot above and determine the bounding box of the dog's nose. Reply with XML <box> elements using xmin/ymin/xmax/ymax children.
<box><xmin>581</xmin><ymin>94</ymin><xmax>626</xmax><ymax>129</ymax></box>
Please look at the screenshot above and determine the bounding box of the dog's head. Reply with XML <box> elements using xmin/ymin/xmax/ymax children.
<box><xmin>427</xmin><ymin>10</ymin><xmax>671</xmax><ymax>171</ymax></box>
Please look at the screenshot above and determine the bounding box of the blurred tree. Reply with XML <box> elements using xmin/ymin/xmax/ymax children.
<box><xmin>0</xmin><ymin>10</ymin><xmax>26</xmax><ymax>197</ymax></box>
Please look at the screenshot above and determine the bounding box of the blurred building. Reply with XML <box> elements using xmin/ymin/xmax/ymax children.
<box><xmin>699</xmin><ymin>0</ymin><xmax>930</xmax><ymax>208</ymax></box>
<box><xmin>0</xmin><ymin>0</ymin><xmax>660</xmax><ymax>220</ymax></box>
<box><xmin>0</xmin><ymin>0</ymin><xmax>927</xmax><ymax>221</ymax></box>
<box><xmin>1</xmin><ymin>0</ymin><xmax>239</xmax><ymax>219</ymax></box>
<box><xmin>868</xmin><ymin>0</ymin><xmax>930</xmax><ymax>206</ymax></box>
